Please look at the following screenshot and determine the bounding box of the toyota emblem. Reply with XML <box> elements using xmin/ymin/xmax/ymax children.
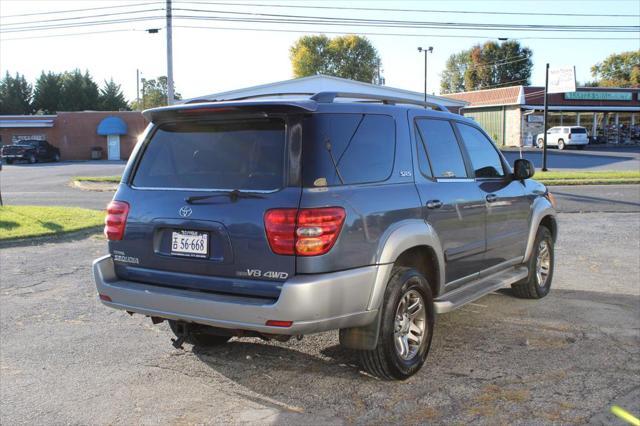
<box><xmin>178</xmin><ymin>206</ymin><xmax>193</xmax><ymax>217</ymax></box>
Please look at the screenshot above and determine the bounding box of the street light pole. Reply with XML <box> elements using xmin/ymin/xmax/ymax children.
<box><xmin>166</xmin><ymin>0</ymin><xmax>175</xmax><ymax>105</ymax></box>
<box><xmin>418</xmin><ymin>46</ymin><xmax>433</xmax><ymax>108</ymax></box>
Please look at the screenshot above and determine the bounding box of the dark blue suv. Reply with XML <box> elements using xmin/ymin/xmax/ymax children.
<box><xmin>93</xmin><ymin>92</ymin><xmax>557</xmax><ymax>380</ymax></box>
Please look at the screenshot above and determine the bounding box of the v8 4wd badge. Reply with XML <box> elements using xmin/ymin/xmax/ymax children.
<box><xmin>238</xmin><ymin>269</ymin><xmax>289</xmax><ymax>280</ymax></box>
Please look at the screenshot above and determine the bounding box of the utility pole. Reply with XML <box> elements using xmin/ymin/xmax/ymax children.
<box><xmin>166</xmin><ymin>0</ymin><xmax>175</xmax><ymax>105</ymax></box>
<box><xmin>136</xmin><ymin>69</ymin><xmax>140</xmax><ymax>110</ymax></box>
<box><xmin>542</xmin><ymin>63</ymin><xmax>549</xmax><ymax>171</ymax></box>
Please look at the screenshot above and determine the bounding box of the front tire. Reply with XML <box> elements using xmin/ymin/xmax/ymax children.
<box><xmin>28</xmin><ymin>154</ymin><xmax>37</xmax><ymax>164</ymax></box>
<box><xmin>359</xmin><ymin>267</ymin><xmax>434</xmax><ymax>380</ymax></box>
<box><xmin>512</xmin><ymin>226</ymin><xmax>554</xmax><ymax>299</ymax></box>
<box><xmin>5</xmin><ymin>159</ymin><xmax>13</xmax><ymax>165</ymax></box>
<box><xmin>168</xmin><ymin>320</ymin><xmax>232</xmax><ymax>347</ymax></box>
<box><xmin>53</xmin><ymin>152</ymin><xmax>61</xmax><ymax>162</ymax></box>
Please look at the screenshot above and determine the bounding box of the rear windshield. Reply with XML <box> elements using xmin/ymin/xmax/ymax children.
<box><xmin>132</xmin><ymin>119</ymin><xmax>285</xmax><ymax>191</ymax></box>
<box><xmin>302</xmin><ymin>113</ymin><xmax>395</xmax><ymax>187</ymax></box>
<box><xmin>571</xmin><ymin>128</ymin><xmax>587</xmax><ymax>134</ymax></box>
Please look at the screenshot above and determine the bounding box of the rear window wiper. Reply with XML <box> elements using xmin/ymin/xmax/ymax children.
<box><xmin>184</xmin><ymin>189</ymin><xmax>265</xmax><ymax>204</ymax></box>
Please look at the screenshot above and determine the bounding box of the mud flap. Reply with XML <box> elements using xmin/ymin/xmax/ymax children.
<box><xmin>339</xmin><ymin>309</ymin><xmax>382</xmax><ymax>350</ymax></box>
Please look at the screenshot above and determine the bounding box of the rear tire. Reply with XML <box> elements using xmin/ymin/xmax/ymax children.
<box><xmin>537</xmin><ymin>138</ymin><xmax>544</xmax><ymax>149</ymax></box>
<box><xmin>5</xmin><ymin>159</ymin><xmax>13</xmax><ymax>165</ymax></box>
<box><xmin>168</xmin><ymin>320</ymin><xmax>232</xmax><ymax>347</ymax></box>
<box><xmin>358</xmin><ymin>267</ymin><xmax>434</xmax><ymax>380</ymax></box>
<box><xmin>512</xmin><ymin>226</ymin><xmax>554</xmax><ymax>299</ymax></box>
<box><xmin>28</xmin><ymin>154</ymin><xmax>37</xmax><ymax>164</ymax></box>
<box><xmin>557</xmin><ymin>139</ymin><xmax>565</xmax><ymax>150</ymax></box>
<box><xmin>53</xmin><ymin>152</ymin><xmax>61</xmax><ymax>162</ymax></box>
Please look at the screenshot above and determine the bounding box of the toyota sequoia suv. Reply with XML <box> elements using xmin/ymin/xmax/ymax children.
<box><xmin>93</xmin><ymin>92</ymin><xmax>557</xmax><ymax>380</ymax></box>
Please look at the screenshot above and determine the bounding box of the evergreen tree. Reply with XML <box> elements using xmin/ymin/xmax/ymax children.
<box><xmin>0</xmin><ymin>71</ymin><xmax>32</xmax><ymax>114</ymax></box>
<box><xmin>60</xmin><ymin>69</ymin><xmax>100</xmax><ymax>111</ymax></box>
<box><xmin>99</xmin><ymin>79</ymin><xmax>129</xmax><ymax>111</ymax></box>
<box><xmin>32</xmin><ymin>71</ymin><xmax>63</xmax><ymax>114</ymax></box>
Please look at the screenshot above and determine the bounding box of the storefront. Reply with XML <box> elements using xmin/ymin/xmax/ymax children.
<box><xmin>444</xmin><ymin>86</ymin><xmax>639</xmax><ymax>147</ymax></box>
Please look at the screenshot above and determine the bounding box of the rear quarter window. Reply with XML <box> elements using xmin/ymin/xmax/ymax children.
<box><xmin>132</xmin><ymin>119</ymin><xmax>286</xmax><ymax>191</ymax></box>
<box><xmin>302</xmin><ymin>113</ymin><xmax>395</xmax><ymax>186</ymax></box>
<box><xmin>571</xmin><ymin>128</ymin><xmax>587</xmax><ymax>134</ymax></box>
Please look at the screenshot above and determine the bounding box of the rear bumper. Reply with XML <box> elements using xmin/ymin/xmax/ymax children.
<box><xmin>93</xmin><ymin>255</ymin><xmax>379</xmax><ymax>335</ymax></box>
<box><xmin>565</xmin><ymin>139</ymin><xmax>588</xmax><ymax>145</ymax></box>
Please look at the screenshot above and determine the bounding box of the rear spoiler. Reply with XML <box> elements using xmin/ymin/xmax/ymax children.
<box><xmin>143</xmin><ymin>99</ymin><xmax>318</xmax><ymax>123</ymax></box>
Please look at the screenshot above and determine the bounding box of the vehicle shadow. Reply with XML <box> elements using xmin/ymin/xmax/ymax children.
<box><xmin>185</xmin><ymin>288</ymin><xmax>640</xmax><ymax>424</ymax></box>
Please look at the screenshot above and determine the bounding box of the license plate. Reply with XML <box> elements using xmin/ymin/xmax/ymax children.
<box><xmin>171</xmin><ymin>230</ymin><xmax>209</xmax><ymax>258</ymax></box>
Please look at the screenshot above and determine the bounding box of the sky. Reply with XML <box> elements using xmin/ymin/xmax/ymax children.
<box><xmin>1</xmin><ymin>0</ymin><xmax>639</xmax><ymax>102</ymax></box>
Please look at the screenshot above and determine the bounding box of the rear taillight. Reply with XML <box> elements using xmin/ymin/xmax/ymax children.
<box><xmin>104</xmin><ymin>200</ymin><xmax>129</xmax><ymax>241</ymax></box>
<box><xmin>264</xmin><ymin>207</ymin><xmax>346</xmax><ymax>256</ymax></box>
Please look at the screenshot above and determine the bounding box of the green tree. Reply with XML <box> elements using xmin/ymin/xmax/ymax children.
<box><xmin>590</xmin><ymin>51</ymin><xmax>640</xmax><ymax>87</ymax></box>
<box><xmin>32</xmin><ymin>71</ymin><xmax>63</xmax><ymax>114</ymax></box>
<box><xmin>290</xmin><ymin>34</ymin><xmax>381</xmax><ymax>83</ymax></box>
<box><xmin>440</xmin><ymin>52</ymin><xmax>470</xmax><ymax>94</ymax></box>
<box><xmin>130</xmin><ymin>76</ymin><xmax>181</xmax><ymax>110</ymax></box>
<box><xmin>98</xmin><ymin>79</ymin><xmax>129</xmax><ymax>111</ymax></box>
<box><xmin>0</xmin><ymin>72</ymin><xmax>32</xmax><ymax>114</ymax></box>
<box><xmin>440</xmin><ymin>41</ymin><xmax>533</xmax><ymax>93</ymax></box>
<box><xmin>59</xmin><ymin>69</ymin><xmax>100</xmax><ymax>111</ymax></box>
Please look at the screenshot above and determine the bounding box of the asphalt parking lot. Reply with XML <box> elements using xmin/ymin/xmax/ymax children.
<box><xmin>1</xmin><ymin>213</ymin><xmax>638</xmax><ymax>424</ymax></box>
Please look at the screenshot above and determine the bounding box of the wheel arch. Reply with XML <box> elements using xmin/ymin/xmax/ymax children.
<box><xmin>524</xmin><ymin>197</ymin><xmax>558</xmax><ymax>261</ymax></box>
<box><xmin>368</xmin><ymin>219</ymin><xmax>444</xmax><ymax>311</ymax></box>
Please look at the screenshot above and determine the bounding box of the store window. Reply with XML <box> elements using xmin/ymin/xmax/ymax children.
<box><xmin>547</xmin><ymin>112</ymin><xmax>562</xmax><ymax>128</ymax></box>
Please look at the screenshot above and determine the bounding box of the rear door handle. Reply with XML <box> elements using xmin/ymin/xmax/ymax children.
<box><xmin>426</xmin><ymin>200</ymin><xmax>443</xmax><ymax>209</ymax></box>
<box><xmin>486</xmin><ymin>194</ymin><xmax>498</xmax><ymax>203</ymax></box>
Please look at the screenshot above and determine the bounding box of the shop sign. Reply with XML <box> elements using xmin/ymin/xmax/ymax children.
<box><xmin>548</xmin><ymin>67</ymin><xmax>576</xmax><ymax>94</ymax></box>
<box><xmin>564</xmin><ymin>91</ymin><xmax>633</xmax><ymax>101</ymax></box>
<box><xmin>527</xmin><ymin>115</ymin><xmax>544</xmax><ymax>123</ymax></box>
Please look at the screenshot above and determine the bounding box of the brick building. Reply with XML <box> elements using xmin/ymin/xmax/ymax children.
<box><xmin>444</xmin><ymin>86</ymin><xmax>640</xmax><ymax>146</ymax></box>
<box><xmin>0</xmin><ymin>111</ymin><xmax>147</xmax><ymax>160</ymax></box>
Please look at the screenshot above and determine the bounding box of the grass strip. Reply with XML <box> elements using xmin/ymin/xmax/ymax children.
<box><xmin>73</xmin><ymin>176</ymin><xmax>121</xmax><ymax>183</ymax></box>
<box><xmin>0</xmin><ymin>205</ymin><xmax>104</xmax><ymax>241</ymax></box>
<box><xmin>535</xmin><ymin>170</ymin><xmax>640</xmax><ymax>186</ymax></box>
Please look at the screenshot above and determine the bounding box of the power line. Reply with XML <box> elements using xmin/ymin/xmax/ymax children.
<box><xmin>0</xmin><ymin>16</ymin><xmax>164</xmax><ymax>33</ymax></box>
<box><xmin>0</xmin><ymin>2</ymin><xmax>162</xmax><ymax>19</ymax></box>
<box><xmin>172</xmin><ymin>24</ymin><xmax>639</xmax><ymax>41</ymax></box>
<box><xmin>171</xmin><ymin>8</ymin><xmax>640</xmax><ymax>32</ymax></box>
<box><xmin>1</xmin><ymin>9</ymin><xmax>164</xmax><ymax>27</ymax></box>
<box><xmin>174</xmin><ymin>1</ymin><xmax>640</xmax><ymax>18</ymax></box>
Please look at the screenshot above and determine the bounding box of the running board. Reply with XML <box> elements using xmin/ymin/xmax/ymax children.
<box><xmin>434</xmin><ymin>266</ymin><xmax>529</xmax><ymax>314</ymax></box>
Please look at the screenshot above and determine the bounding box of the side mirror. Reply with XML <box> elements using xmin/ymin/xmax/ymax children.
<box><xmin>514</xmin><ymin>159</ymin><xmax>535</xmax><ymax>180</ymax></box>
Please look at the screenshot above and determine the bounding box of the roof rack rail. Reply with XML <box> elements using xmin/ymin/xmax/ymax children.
<box><xmin>310</xmin><ymin>91</ymin><xmax>449</xmax><ymax>112</ymax></box>
<box><xmin>182</xmin><ymin>91</ymin><xmax>449</xmax><ymax>112</ymax></box>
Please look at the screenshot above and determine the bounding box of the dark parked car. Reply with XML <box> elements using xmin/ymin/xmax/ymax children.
<box><xmin>1</xmin><ymin>140</ymin><xmax>61</xmax><ymax>164</ymax></box>
<box><xmin>93</xmin><ymin>92</ymin><xmax>557</xmax><ymax>380</ymax></box>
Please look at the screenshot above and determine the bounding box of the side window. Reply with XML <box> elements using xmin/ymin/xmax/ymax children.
<box><xmin>414</xmin><ymin>124</ymin><xmax>433</xmax><ymax>179</ymax></box>
<box><xmin>456</xmin><ymin>123</ymin><xmax>505</xmax><ymax>178</ymax></box>
<box><xmin>415</xmin><ymin>119</ymin><xmax>468</xmax><ymax>178</ymax></box>
<box><xmin>303</xmin><ymin>114</ymin><xmax>395</xmax><ymax>186</ymax></box>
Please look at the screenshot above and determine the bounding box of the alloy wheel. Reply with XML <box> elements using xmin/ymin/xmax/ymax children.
<box><xmin>536</xmin><ymin>240</ymin><xmax>551</xmax><ymax>288</ymax></box>
<box><xmin>393</xmin><ymin>289</ymin><xmax>426</xmax><ymax>360</ymax></box>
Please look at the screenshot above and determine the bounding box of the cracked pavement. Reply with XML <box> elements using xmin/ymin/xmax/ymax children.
<box><xmin>1</xmin><ymin>213</ymin><xmax>639</xmax><ymax>424</ymax></box>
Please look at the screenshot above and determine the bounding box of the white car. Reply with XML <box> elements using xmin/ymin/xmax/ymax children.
<box><xmin>536</xmin><ymin>126</ymin><xmax>589</xmax><ymax>150</ymax></box>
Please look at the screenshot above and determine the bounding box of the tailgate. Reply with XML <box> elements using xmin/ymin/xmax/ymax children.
<box><xmin>109</xmin><ymin>116</ymin><xmax>302</xmax><ymax>299</ymax></box>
